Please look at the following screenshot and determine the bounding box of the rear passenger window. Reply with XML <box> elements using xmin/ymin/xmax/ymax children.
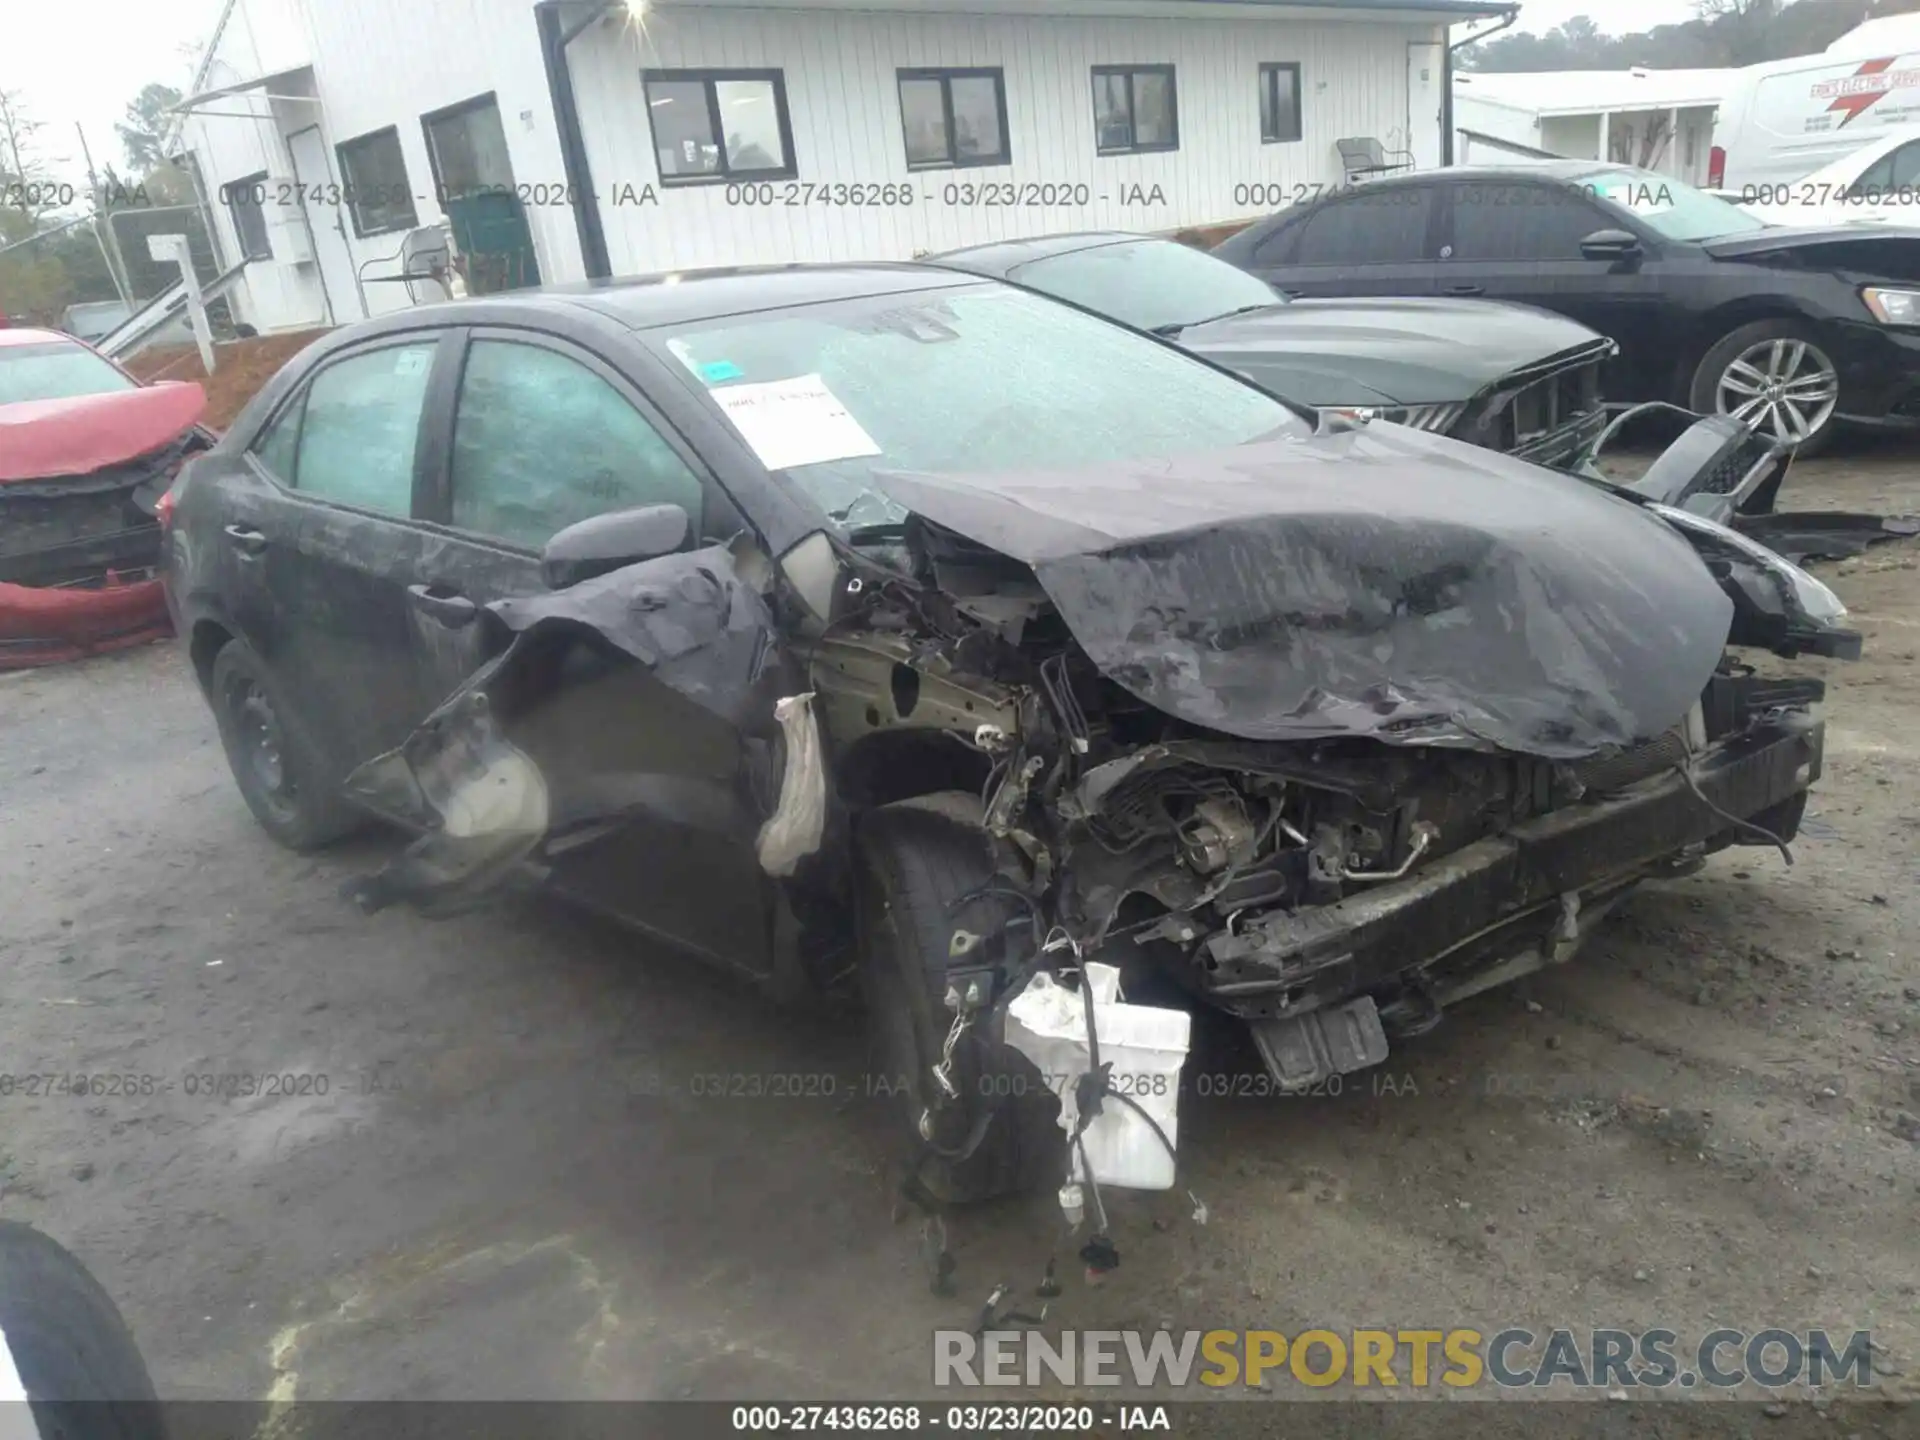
<box><xmin>289</xmin><ymin>343</ymin><xmax>436</xmax><ymax>514</ymax></box>
<box><xmin>252</xmin><ymin>393</ymin><xmax>305</xmax><ymax>482</ymax></box>
<box><xmin>1445</xmin><ymin>183</ymin><xmax>1603</xmax><ymax>261</ymax></box>
<box><xmin>449</xmin><ymin>340</ymin><xmax>705</xmax><ymax>549</ymax></box>
<box><xmin>1292</xmin><ymin>189</ymin><xmax>1433</xmax><ymax>265</ymax></box>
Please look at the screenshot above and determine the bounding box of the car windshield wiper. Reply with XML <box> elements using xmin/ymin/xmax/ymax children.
<box><xmin>1153</xmin><ymin>303</ymin><xmax>1275</xmax><ymax>338</ymax></box>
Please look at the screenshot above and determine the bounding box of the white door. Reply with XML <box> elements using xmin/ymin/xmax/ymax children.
<box><xmin>1407</xmin><ymin>41</ymin><xmax>1445</xmax><ymax>170</ymax></box>
<box><xmin>286</xmin><ymin>126</ymin><xmax>364</xmax><ymax>324</ymax></box>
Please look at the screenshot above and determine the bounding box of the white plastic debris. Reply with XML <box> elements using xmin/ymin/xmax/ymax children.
<box><xmin>756</xmin><ymin>693</ymin><xmax>826</xmax><ymax>877</ymax></box>
<box><xmin>1004</xmin><ymin>962</ymin><xmax>1192</xmax><ymax>1191</ymax></box>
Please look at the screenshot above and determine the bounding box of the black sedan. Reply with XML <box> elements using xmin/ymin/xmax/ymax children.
<box><xmin>1214</xmin><ymin>161</ymin><xmax>1920</xmax><ymax>454</ymax></box>
<box><xmin>163</xmin><ymin>265</ymin><xmax>1852</xmax><ymax>1205</ymax></box>
<box><xmin>931</xmin><ymin>231</ymin><xmax>1615</xmax><ymax>469</ymax></box>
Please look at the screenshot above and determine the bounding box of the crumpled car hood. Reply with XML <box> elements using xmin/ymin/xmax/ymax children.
<box><xmin>1177</xmin><ymin>298</ymin><xmax>1607</xmax><ymax>406</ymax></box>
<box><xmin>0</xmin><ymin>381</ymin><xmax>207</xmax><ymax>483</ymax></box>
<box><xmin>875</xmin><ymin>427</ymin><xmax>1736</xmax><ymax>759</ymax></box>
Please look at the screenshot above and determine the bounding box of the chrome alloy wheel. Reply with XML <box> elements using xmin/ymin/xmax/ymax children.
<box><xmin>1715</xmin><ymin>337</ymin><xmax>1840</xmax><ymax>446</ymax></box>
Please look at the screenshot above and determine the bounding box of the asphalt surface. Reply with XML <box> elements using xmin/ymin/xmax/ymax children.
<box><xmin>0</xmin><ymin>447</ymin><xmax>1916</xmax><ymax>1433</ymax></box>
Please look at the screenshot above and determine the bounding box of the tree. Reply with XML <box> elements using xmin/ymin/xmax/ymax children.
<box><xmin>116</xmin><ymin>83</ymin><xmax>183</xmax><ymax>174</ymax></box>
<box><xmin>1694</xmin><ymin>0</ymin><xmax>1784</xmax><ymax>64</ymax></box>
<box><xmin>0</xmin><ymin>88</ymin><xmax>62</xmax><ymax>227</ymax></box>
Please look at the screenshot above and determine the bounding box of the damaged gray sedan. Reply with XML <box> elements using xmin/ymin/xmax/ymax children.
<box><xmin>163</xmin><ymin>265</ymin><xmax>1858</xmax><ymax>1206</ymax></box>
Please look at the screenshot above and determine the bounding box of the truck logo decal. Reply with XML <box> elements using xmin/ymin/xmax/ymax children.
<box><xmin>1812</xmin><ymin>57</ymin><xmax>1920</xmax><ymax>125</ymax></box>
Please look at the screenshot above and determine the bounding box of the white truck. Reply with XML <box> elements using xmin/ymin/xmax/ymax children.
<box><xmin>1712</xmin><ymin>14</ymin><xmax>1920</xmax><ymax>194</ymax></box>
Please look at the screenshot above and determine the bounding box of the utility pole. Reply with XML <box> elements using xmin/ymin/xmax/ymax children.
<box><xmin>76</xmin><ymin>121</ymin><xmax>134</xmax><ymax>307</ymax></box>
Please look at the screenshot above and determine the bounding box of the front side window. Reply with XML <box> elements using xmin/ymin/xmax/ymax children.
<box><xmin>1847</xmin><ymin>141</ymin><xmax>1920</xmax><ymax>198</ymax></box>
<box><xmin>222</xmin><ymin>172</ymin><xmax>272</xmax><ymax>261</ymax></box>
<box><xmin>644</xmin><ymin>70</ymin><xmax>795</xmax><ymax>184</ymax></box>
<box><xmin>1259</xmin><ymin>63</ymin><xmax>1303</xmax><ymax>144</ymax></box>
<box><xmin>898</xmin><ymin>69</ymin><xmax>1010</xmax><ymax>170</ymax></box>
<box><xmin>0</xmin><ymin>341</ymin><xmax>137</xmax><ymax>405</ymax></box>
<box><xmin>1012</xmin><ymin>239</ymin><xmax>1279</xmax><ymax>334</ymax></box>
<box><xmin>336</xmin><ymin>128</ymin><xmax>420</xmax><ymax>236</ymax></box>
<box><xmin>653</xmin><ymin>284</ymin><xmax>1303</xmax><ymax>532</ymax></box>
<box><xmin>285</xmin><ymin>342</ymin><xmax>436</xmax><ymax>514</ymax></box>
<box><xmin>1092</xmin><ymin>65</ymin><xmax>1178</xmax><ymax>155</ymax></box>
<box><xmin>449</xmin><ymin>340</ymin><xmax>705</xmax><ymax>548</ymax></box>
<box><xmin>1294</xmin><ymin>189</ymin><xmax>1434</xmax><ymax>265</ymax></box>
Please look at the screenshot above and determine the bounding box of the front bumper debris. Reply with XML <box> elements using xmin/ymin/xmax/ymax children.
<box><xmin>1194</xmin><ymin>713</ymin><xmax>1822</xmax><ymax>1019</ymax></box>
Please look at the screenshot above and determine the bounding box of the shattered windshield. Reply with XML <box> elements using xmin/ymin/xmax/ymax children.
<box><xmin>0</xmin><ymin>341</ymin><xmax>138</xmax><ymax>405</ymax></box>
<box><xmin>653</xmin><ymin>284</ymin><xmax>1307</xmax><ymax>531</ymax></box>
<box><xmin>1008</xmin><ymin>238</ymin><xmax>1284</xmax><ymax>334</ymax></box>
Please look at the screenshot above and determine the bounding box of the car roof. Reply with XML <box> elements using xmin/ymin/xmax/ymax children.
<box><xmin>1344</xmin><ymin>161</ymin><xmax>1630</xmax><ymax>189</ymax></box>
<box><xmin>455</xmin><ymin>262</ymin><xmax>990</xmax><ymax>332</ymax></box>
<box><xmin>930</xmin><ymin>231</ymin><xmax>1157</xmax><ymax>274</ymax></box>
<box><xmin>0</xmin><ymin>327</ymin><xmax>77</xmax><ymax>348</ymax></box>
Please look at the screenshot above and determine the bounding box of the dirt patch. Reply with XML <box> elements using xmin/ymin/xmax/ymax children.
<box><xmin>123</xmin><ymin>329</ymin><xmax>331</xmax><ymax>432</ymax></box>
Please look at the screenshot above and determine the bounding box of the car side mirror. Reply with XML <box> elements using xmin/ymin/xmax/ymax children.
<box><xmin>1580</xmin><ymin>228</ymin><xmax>1642</xmax><ymax>262</ymax></box>
<box><xmin>541</xmin><ymin>502</ymin><xmax>689</xmax><ymax>589</ymax></box>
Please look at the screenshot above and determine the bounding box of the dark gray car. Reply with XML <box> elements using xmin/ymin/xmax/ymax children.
<box><xmin>929</xmin><ymin>231</ymin><xmax>1616</xmax><ymax>468</ymax></box>
<box><xmin>162</xmin><ymin>264</ymin><xmax>1854</xmax><ymax>1209</ymax></box>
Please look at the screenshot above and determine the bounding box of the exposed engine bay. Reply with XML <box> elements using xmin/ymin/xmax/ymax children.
<box><xmin>336</xmin><ymin>412</ymin><xmax>1860</xmax><ymax>1241</ymax></box>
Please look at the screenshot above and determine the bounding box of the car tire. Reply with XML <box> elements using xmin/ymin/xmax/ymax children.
<box><xmin>0</xmin><ymin>1221</ymin><xmax>167</xmax><ymax>1435</ymax></box>
<box><xmin>1689</xmin><ymin>318</ymin><xmax>1843</xmax><ymax>456</ymax></box>
<box><xmin>853</xmin><ymin>792</ymin><xmax>1063</xmax><ymax>1205</ymax></box>
<box><xmin>208</xmin><ymin>638</ymin><xmax>361</xmax><ymax>852</ymax></box>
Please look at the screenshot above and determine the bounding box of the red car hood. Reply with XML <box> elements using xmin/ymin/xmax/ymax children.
<box><xmin>0</xmin><ymin>381</ymin><xmax>207</xmax><ymax>483</ymax></box>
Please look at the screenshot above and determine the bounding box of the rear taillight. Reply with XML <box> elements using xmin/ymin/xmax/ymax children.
<box><xmin>154</xmin><ymin>487</ymin><xmax>177</xmax><ymax>529</ymax></box>
<box><xmin>1708</xmin><ymin>146</ymin><xmax>1726</xmax><ymax>190</ymax></box>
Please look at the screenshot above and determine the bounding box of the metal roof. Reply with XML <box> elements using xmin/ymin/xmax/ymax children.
<box><xmin>1454</xmin><ymin>67</ymin><xmax>1738</xmax><ymax>117</ymax></box>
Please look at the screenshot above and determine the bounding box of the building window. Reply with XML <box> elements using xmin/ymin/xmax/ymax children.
<box><xmin>1091</xmin><ymin>65</ymin><xmax>1178</xmax><ymax>155</ymax></box>
<box><xmin>336</xmin><ymin>127</ymin><xmax>420</xmax><ymax>237</ymax></box>
<box><xmin>643</xmin><ymin>70</ymin><xmax>796</xmax><ymax>184</ymax></box>
<box><xmin>897</xmin><ymin>68</ymin><xmax>1011</xmax><ymax>170</ymax></box>
<box><xmin>1259</xmin><ymin>63</ymin><xmax>1303</xmax><ymax>144</ymax></box>
<box><xmin>422</xmin><ymin>93</ymin><xmax>516</xmax><ymax>202</ymax></box>
<box><xmin>221</xmin><ymin>171</ymin><xmax>272</xmax><ymax>261</ymax></box>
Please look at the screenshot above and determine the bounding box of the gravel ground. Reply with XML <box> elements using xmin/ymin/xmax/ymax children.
<box><xmin>0</xmin><ymin>445</ymin><xmax>1915</xmax><ymax>1431</ymax></box>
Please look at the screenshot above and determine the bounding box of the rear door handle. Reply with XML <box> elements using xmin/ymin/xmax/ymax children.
<box><xmin>408</xmin><ymin>584</ymin><xmax>478</xmax><ymax>628</ymax></box>
<box><xmin>223</xmin><ymin>524</ymin><xmax>268</xmax><ymax>556</ymax></box>
<box><xmin>1277</xmin><ymin>288</ymin><xmax>1306</xmax><ymax>300</ymax></box>
<box><xmin>1444</xmin><ymin>284</ymin><xmax>1486</xmax><ymax>297</ymax></box>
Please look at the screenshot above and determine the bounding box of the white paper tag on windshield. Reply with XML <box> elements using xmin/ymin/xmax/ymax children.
<box><xmin>710</xmin><ymin>373</ymin><xmax>881</xmax><ymax>472</ymax></box>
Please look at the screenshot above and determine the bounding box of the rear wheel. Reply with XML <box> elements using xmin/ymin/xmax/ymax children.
<box><xmin>209</xmin><ymin>638</ymin><xmax>361</xmax><ymax>851</ymax></box>
<box><xmin>853</xmin><ymin>793</ymin><xmax>1062</xmax><ymax>1205</ymax></box>
<box><xmin>1690</xmin><ymin>318</ymin><xmax>1842</xmax><ymax>456</ymax></box>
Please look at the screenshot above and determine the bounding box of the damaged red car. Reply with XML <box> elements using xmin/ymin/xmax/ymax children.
<box><xmin>0</xmin><ymin>328</ymin><xmax>210</xmax><ymax>670</ymax></box>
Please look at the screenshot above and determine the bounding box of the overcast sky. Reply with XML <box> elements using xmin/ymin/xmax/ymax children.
<box><xmin>5</xmin><ymin>0</ymin><xmax>1699</xmax><ymax>189</ymax></box>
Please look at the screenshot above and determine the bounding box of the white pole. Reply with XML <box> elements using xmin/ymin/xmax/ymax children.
<box><xmin>147</xmin><ymin>233</ymin><xmax>216</xmax><ymax>374</ymax></box>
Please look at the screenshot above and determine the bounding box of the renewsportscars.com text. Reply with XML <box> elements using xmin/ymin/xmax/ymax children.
<box><xmin>934</xmin><ymin>1327</ymin><xmax>1875</xmax><ymax>1391</ymax></box>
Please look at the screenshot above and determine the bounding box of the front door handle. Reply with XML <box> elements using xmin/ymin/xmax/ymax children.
<box><xmin>408</xmin><ymin>584</ymin><xmax>478</xmax><ymax>629</ymax></box>
<box><xmin>223</xmin><ymin>524</ymin><xmax>268</xmax><ymax>556</ymax></box>
<box><xmin>1444</xmin><ymin>284</ymin><xmax>1486</xmax><ymax>297</ymax></box>
<box><xmin>1277</xmin><ymin>288</ymin><xmax>1306</xmax><ymax>300</ymax></box>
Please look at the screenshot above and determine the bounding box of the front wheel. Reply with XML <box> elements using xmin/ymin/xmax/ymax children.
<box><xmin>208</xmin><ymin>638</ymin><xmax>362</xmax><ymax>851</ymax></box>
<box><xmin>1690</xmin><ymin>318</ymin><xmax>1842</xmax><ymax>456</ymax></box>
<box><xmin>853</xmin><ymin>793</ymin><xmax>1063</xmax><ymax>1205</ymax></box>
<box><xmin>0</xmin><ymin>1221</ymin><xmax>167</xmax><ymax>1434</ymax></box>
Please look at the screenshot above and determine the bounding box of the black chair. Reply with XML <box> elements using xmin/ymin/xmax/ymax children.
<box><xmin>1337</xmin><ymin>136</ymin><xmax>1416</xmax><ymax>184</ymax></box>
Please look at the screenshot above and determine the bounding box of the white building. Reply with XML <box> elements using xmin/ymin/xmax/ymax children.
<box><xmin>1452</xmin><ymin>66</ymin><xmax>1736</xmax><ymax>184</ymax></box>
<box><xmin>171</xmin><ymin>0</ymin><xmax>1514</xmax><ymax>333</ymax></box>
